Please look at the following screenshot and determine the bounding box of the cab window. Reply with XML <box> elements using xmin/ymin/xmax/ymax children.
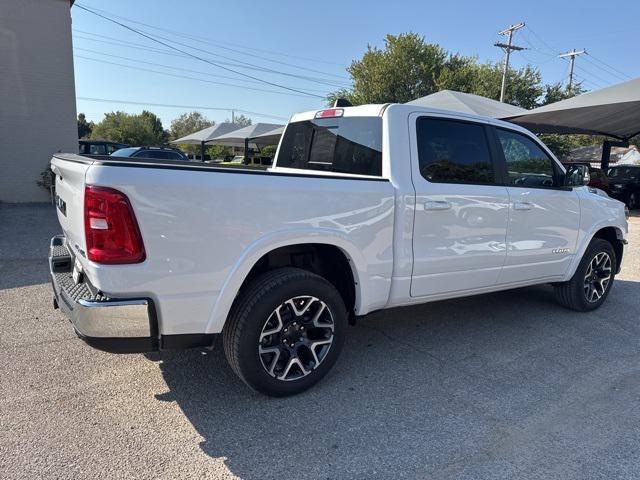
<box><xmin>277</xmin><ymin>117</ymin><xmax>382</xmax><ymax>176</ymax></box>
<box><xmin>496</xmin><ymin>128</ymin><xmax>558</xmax><ymax>188</ymax></box>
<box><xmin>416</xmin><ymin>117</ymin><xmax>496</xmax><ymax>185</ymax></box>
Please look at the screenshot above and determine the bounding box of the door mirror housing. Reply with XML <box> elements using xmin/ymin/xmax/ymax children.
<box><xmin>564</xmin><ymin>165</ymin><xmax>591</xmax><ymax>187</ymax></box>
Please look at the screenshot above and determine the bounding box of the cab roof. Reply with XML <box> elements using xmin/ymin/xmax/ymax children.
<box><xmin>289</xmin><ymin>103</ymin><xmax>533</xmax><ymax>136</ymax></box>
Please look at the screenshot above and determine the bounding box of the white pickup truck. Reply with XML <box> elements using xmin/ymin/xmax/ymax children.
<box><xmin>49</xmin><ymin>103</ymin><xmax>628</xmax><ymax>396</ymax></box>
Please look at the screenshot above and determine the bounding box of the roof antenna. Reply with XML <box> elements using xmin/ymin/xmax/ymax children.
<box><xmin>333</xmin><ymin>98</ymin><xmax>352</xmax><ymax>108</ymax></box>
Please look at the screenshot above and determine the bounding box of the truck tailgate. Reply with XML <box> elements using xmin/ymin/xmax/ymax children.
<box><xmin>51</xmin><ymin>154</ymin><xmax>91</xmax><ymax>257</ymax></box>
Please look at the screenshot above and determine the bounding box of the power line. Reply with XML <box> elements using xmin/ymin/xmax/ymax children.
<box><xmin>74</xmin><ymin>4</ymin><xmax>325</xmax><ymax>98</ymax></box>
<box><xmin>573</xmin><ymin>64</ymin><xmax>614</xmax><ymax>87</ymax></box>
<box><xmin>76</xmin><ymin>96</ymin><xmax>290</xmax><ymax>121</ymax></box>
<box><xmin>80</xmin><ymin>4</ymin><xmax>347</xmax><ymax>68</ymax></box>
<box><xmin>127</xmin><ymin>27</ymin><xmax>348</xmax><ymax>87</ymax></box>
<box><xmin>80</xmin><ymin>8</ymin><xmax>349</xmax><ymax>79</ymax></box>
<box><xmin>72</xmin><ymin>29</ymin><xmax>351</xmax><ymax>89</ymax></box>
<box><xmin>74</xmin><ymin>55</ymin><xmax>328</xmax><ymax>98</ymax></box>
<box><xmin>494</xmin><ymin>22</ymin><xmax>526</xmax><ymax>103</ymax></box>
<box><xmin>523</xmin><ymin>25</ymin><xmax>559</xmax><ymax>57</ymax></box>
<box><xmin>73</xmin><ymin>47</ymin><xmax>332</xmax><ymax>94</ymax></box>
<box><xmin>571</xmin><ymin>73</ymin><xmax>604</xmax><ymax>90</ymax></box>
<box><xmin>583</xmin><ymin>54</ymin><xmax>631</xmax><ymax>81</ymax></box>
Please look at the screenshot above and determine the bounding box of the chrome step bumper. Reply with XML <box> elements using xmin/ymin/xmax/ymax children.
<box><xmin>49</xmin><ymin>235</ymin><xmax>158</xmax><ymax>353</ymax></box>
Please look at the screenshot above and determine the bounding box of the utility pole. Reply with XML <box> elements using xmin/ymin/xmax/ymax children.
<box><xmin>558</xmin><ymin>49</ymin><xmax>586</xmax><ymax>91</ymax></box>
<box><xmin>231</xmin><ymin>109</ymin><xmax>235</xmax><ymax>124</ymax></box>
<box><xmin>494</xmin><ymin>22</ymin><xmax>526</xmax><ymax>103</ymax></box>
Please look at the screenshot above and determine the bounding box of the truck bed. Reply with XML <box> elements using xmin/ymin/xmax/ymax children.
<box><xmin>51</xmin><ymin>153</ymin><xmax>395</xmax><ymax>337</ymax></box>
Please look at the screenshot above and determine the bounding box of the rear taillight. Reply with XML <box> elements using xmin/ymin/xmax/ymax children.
<box><xmin>84</xmin><ymin>185</ymin><xmax>145</xmax><ymax>264</ymax></box>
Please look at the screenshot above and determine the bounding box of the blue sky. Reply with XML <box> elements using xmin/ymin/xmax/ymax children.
<box><xmin>73</xmin><ymin>0</ymin><xmax>639</xmax><ymax>128</ymax></box>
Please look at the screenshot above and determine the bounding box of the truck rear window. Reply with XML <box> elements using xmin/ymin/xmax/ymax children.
<box><xmin>276</xmin><ymin>117</ymin><xmax>382</xmax><ymax>176</ymax></box>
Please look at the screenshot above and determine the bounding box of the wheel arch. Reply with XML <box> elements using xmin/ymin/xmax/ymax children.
<box><xmin>205</xmin><ymin>231</ymin><xmax>372</xmax><ymax>334</ymax></box>
<box><xmin>592</xmin><ymin>226</ymin><xmax>625</xmax><ymax>273</ymax></box>
<box><xmin>568</xmin><ymin>225</ymin><xmax>626</xmax><ymax>279</ymax></box>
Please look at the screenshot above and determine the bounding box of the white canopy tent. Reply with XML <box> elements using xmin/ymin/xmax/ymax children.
<box><xmin>407</xmin><ymin>90</ymin><xmax>527</xmax><ymax>118</ymax></box>
<box><xmin>248</xmin><ymin>126</ymin><xmax>285</xmax><ymax>146</ymax></box>
<box><xmin>618</xmin><ymin>148</ymin><xmax>640</xmax><ymax>166</ymax></box>
<box><xmin>170</xmin><ymin>122</ymin><xmax>241</xmax><ymax>160</ymax></box>
<box><xmin>209</xmin><ymin>123</ymin><xmax>284</xmax><ymax>148</ymax></box>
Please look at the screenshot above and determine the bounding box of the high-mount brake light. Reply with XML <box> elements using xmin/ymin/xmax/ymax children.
<box><xmin>315</xmin><ymin>108</ymin><xmax>344</xmax><ymax>119</ymax></box>
<box><xmin>84</xmin><ymin>186</ymin><xmax>146</xmax><ymax>264</ymax></box>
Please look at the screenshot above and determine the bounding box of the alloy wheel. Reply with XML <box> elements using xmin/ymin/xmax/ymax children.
<box><xmin>258</xmin><ymin>296</ymin><xmax>334</xmax><ymax>381</ymax></box>
<box><xmin>583</xmin><ymin>252</ymin><xmax>612</xmax><ymax>303</ymax></box>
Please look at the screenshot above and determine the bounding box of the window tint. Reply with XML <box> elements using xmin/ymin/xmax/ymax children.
<box><xmin>106</xmin><ymin>144</ymin><xmax>122</xmax><ymax>155</ymax></box>
<box><xmin>608</xmin><ymin>166</ymin><xmax>640</xmax><ymax>179</ymax></box>
<box><xmin>496</xmin><ymin>129</ymin><xmax>556</xmax><ymax>188</ymax></box>
<box><xmin>138</xmin><ymin>150</ymin><xmax>168</xmax><ymax>159</ymax></box>
<box><xmin>277</xmin><ymin>117</ymin><xmax>382</xmax><ymax>176</ymax></box>
<box><xmin>165</xmin><ymin>151</ymin><xmax>184</xmax><ymax>160</ymax></box>
<box><xmin>111</xmin><ymin>147</ymin><xmax>139</xmax><ymax>157</ymax></box>
<box><xmin>416</xmin><ymin>117</ymin><xmax>495</xmax><ymax>185</ymax></box>
<box><xmin>89</xmin><ymin>144</ymin><xmax>107</xmax><ymax>155</ymax></box>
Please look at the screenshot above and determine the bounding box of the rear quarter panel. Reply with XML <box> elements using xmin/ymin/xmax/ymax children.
<box><xmin>83</xmin><ymin>164</ymin><xmax>395</xmax><ymax>334</ymax></box>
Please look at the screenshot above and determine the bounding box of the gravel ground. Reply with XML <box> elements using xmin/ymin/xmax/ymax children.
<box><xmin>1</xmin><ymin>204</ymin><xmax>640</xmax><ymax>480</ymax></box>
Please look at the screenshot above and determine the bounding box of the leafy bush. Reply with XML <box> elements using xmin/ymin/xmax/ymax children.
<box><xmin>37</xmin><ymin>165</ymin><xmax>55</xmax><ymax>196</ymax></box>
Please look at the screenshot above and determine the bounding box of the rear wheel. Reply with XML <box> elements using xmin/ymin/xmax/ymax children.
<box><xmin>554</xmin><ymin>238</ymin><xmax>616</xmax><ymax>311</ymax></box>
<box><xmin>223</xmin><ymin>268</ymin><xmax>347</xmax><ymax>396</ymax></box>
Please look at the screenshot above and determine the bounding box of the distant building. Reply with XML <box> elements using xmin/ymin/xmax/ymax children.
<box><xmin>565</xmin><ymin>145</ymin><xmax>639</xmax><ymax>167</ymax></box>
<box><xmin>0</xmin><ymin>0</ymin><xmax>77</xmax><ymax>202</ymax></box>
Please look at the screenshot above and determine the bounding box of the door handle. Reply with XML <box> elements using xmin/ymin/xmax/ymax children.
<box><xmin>513</xmin><ymin>201</ymin><xmax>533</xmax><ymax>211</ymax></box>
<box><xmin>424</xmin><ymin>200</ymin><xmax>452</xmax><ymax>211</ymax></box>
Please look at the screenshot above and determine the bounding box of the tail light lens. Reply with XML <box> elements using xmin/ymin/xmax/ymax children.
<box><xmin>314</xmin><ymin>108</ymin><xmax>343</xmax><ymax>119</ymax></box>
<box><xmin>84</xmin><ymin>186</ymin><xmax>146</xmax><ymax>264</ymax></box>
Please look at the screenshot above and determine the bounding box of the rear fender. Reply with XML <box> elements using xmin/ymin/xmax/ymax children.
<box><xmin>204</xmin><ymin>228</ymin><xmax>385</xmax><ymax>334</ymax></box>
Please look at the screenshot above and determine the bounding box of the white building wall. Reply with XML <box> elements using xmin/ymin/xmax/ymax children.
<box><xmin>0</xmin><ymin>0</ymin><xmax>77</xmax><ymax>202</ymax></box>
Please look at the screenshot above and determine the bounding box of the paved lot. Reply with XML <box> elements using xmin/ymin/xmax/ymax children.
<box><xmin>1</xmin><ymin>204</ymin><xmax>640</xmax><ymax>480</ymax></box>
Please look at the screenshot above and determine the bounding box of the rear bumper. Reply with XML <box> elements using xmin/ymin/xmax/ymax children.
<box><xmin>49</xmin><ymin>235</ymin><xmax>158</xmax><ymax>353</ymax></box>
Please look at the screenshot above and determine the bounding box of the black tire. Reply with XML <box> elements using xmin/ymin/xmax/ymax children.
<box><xmin>627</xmin><ymin>192</ymin><xmax>638</xmax><ymax>210</ymax></box>
<box><xmin>554</xmin><ymin>238</ymin><xmax>616</xmax><ymax>311</ymax></box>
<box><xmin>223</xmin><ymin>267</ymin><xmax>347</xmax><ymax>397</ymax></box>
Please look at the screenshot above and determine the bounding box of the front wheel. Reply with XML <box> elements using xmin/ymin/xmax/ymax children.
<box><xmin>627</xmin><ymin>192</ymin><xmax>638</xmax><ymax>210</ymax></box>
<box><xmin>554</xmin><ymin>238</ymin><xmax>616</xmax><ymax>311</ymax></box>
<box><xmin>223</xmin><ymin>268</ymin><xmax>347</xmax><ymax>396</ymax></box>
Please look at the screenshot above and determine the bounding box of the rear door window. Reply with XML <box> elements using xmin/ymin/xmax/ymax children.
<box><xmin>277</xmin><ymin>117</ymin><xmax>382</xmax><ymax>176</ymax></box>
<box><xmin>416</xmin><ymin>117</ymin><xmax>497</xmax><ymax>185</ymax></box>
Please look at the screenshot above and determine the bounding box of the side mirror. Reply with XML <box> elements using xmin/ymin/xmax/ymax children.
<box><xmin>564</xmin><ymin>165</ymin><xmax>590</xmax><ymax>187</ymax></box>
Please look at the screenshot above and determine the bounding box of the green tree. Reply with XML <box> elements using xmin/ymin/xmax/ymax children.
<box><xmin>540</xmin><ymin>82</ymin><xmax>584</xmax><ymax>106</ymax></box>
<box><xmin>170</xmin><ymin>111</ymin><xmax>215</xmax><ymax>156</ymax></box>
<box><xmin>91</xmin><ymin>110</ymin><xmax>168</xmax><ymax>145</ymax></box>
<box><xmin>536</xmin><ymin>83</ymin><xmax>597</xmax><ymax>160</ymax></box>
<box><xmin>329</xmin><ymin>33</ymin><xmax>545</xmax><ymax>108</ymax></box>
<box><xmin>170</xmin><ymin>111</ymin><xmax>214</xmax><ymax>139</ymax></box>
<box><xmin>329</xmin><ymin>33</ymin><xmax>448</xmax><ymax>105</ymax></box>
<box><xmin>77</xmin><ymin>113</ymin><xmax>94</xmax><ymax>139</ymax></box>
<box><xmin>226</xmin><ymin>114</ymin><xmax>252</xmax><ymax>127</ymax></box>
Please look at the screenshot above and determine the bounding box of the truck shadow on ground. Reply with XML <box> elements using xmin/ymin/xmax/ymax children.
<box><xmin>148</xmin><ymin>279</ymin><xmax>640</xmax><ymax>480</ymax></box>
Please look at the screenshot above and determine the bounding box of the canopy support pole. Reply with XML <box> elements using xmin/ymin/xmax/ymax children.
<box><xmin>200</xmin><ymin>141</ymin><xmax>206</xmax><ymax>162</ymax></box>
<box><xmin>601</xmin><ymin>139</ymin><xmax>629</xmax><ymax>170</ymax></box>
<box><xmin>244</xmin><ymin>137</ymin><xmax>249</xmax><ymax>165</ymax></box>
